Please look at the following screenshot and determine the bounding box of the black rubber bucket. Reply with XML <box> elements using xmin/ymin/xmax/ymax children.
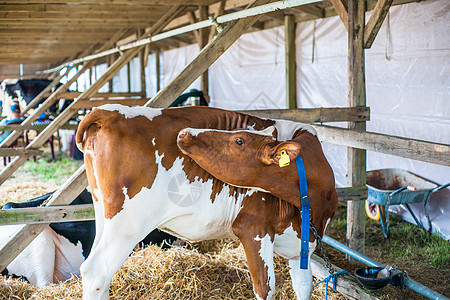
<box><xmin>354</xmin><ymin>267</ymin><xmax>391</xmax><ymax>290</ymax></box>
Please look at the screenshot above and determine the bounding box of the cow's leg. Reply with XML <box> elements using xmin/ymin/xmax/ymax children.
<box><xmin>232</xmin><ymin>220</ymin><xmax>275</xmax><ymax>300</ymax></box>
<box><xmin>81</xmin><ymin>187</ymin><xmax>167</xmax><ymax>300</ymax></box>
<box><xmin>80</xmin><ymin>220</ymin><xmax>143</xmax><ymax>300</ymax></box>
<box><xmin>287</xmin><ymin>258</ymin><xmax>313</xmax><ymax>300</ymax></box>
<box><xmin>89</xmin><ymin>188</ymin><xmax>105</xmax><ymax>252</ymax></box>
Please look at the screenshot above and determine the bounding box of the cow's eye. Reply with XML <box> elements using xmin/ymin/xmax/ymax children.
<box><xmin>235</xmin><ymin>138</ymin><xmax>243</xmax><ymax>146</ymax></box>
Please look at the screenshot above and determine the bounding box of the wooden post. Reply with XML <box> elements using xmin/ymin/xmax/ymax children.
<box><xmin>285</xmin><ymin>14</ymin><xmax>297</xmax><ymax>109</ymax></box>
<box><xmin>156</xmin><ymin>49</ymin><xmax>161</xmax><ymax>92</ymax></box>
<box><xmin>138</xmin><ymin>30</ymin><xmax>147</xmax><ymax>97</ymax></box>
<box><xmin>108</xmin><ymin>54</ymin><xmax>114</xmax><ymax>93</ymax></box>
<box><xmin>347</xmin><ymin>0</ymin><xmax>367</xmax><ymax>262</ymax></box>
<box><xmin>127</xmin><ymin>62</ymin><xmax>132</xmax><ymax>93</ymax></box>
<box><xmin>199</xmin><ymin>5</ymin><xmax>210</xmax><ymax>102</ymax></box>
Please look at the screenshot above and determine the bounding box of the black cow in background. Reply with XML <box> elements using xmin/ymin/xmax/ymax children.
<box><xmin>1</xmin><ymin>79</ymin><xmax>70</xmax><ymax>114</ymax></box>
<box><xmin>0</xmin><ymin>190</ymin><xmax>178</xmax><ymax>287</ymax></box>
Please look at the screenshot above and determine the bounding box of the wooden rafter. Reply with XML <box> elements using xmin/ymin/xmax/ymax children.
<box><xmin>289</xmin><ymin>5</ymin><xmax>324</xmax><ymax>18</ymax></box>
<box><xmin>330</xmin><ymin>0</ymin><xmax>349</xmax><ymax>31</ymax></box>
<box><xmin>364</xmin><ymin>0</ymin><xmax>394</xmax><ymax>48</ymax></box>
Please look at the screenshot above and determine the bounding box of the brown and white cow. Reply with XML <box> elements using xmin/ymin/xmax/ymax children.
<box><xmin>76</xmin><ymin>104</ymin><xmax>337</xmax><ymax>300</ymax></box>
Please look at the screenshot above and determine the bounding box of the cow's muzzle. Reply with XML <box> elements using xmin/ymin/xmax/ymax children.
<box><xmin>177</xmin><ymin>128</ymin><xmax>192</xmax><ymax>154</ymax></box>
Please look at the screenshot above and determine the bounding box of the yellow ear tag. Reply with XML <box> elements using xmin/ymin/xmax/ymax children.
<box><xmin>279</xmin><ymin>150</ymin><xmax>290</xmax><ymax>167</ymax></box>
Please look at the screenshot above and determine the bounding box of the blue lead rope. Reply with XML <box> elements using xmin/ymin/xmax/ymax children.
<box><xmin>313</xmin><ymin>270</ymin><xmax>349</xmax><ymax>299</ymax></box>
<box><xmin>295</xmin><ymin>155</ymin><xmax>310</xmax><ymax>270</ymax></box>
<box><xmin>295</xmin><ymin>155</ymin><xmax>349</xmax><ymax>298</ymax></box>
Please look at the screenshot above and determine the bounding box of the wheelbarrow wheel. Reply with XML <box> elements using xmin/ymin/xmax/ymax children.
<box><xmin>365</xmin><ymin>201</ymin><xmax>384</xmax><ymax>221</ymax></box>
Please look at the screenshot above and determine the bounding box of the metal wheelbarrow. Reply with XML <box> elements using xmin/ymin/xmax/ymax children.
<box><xmin>365</xmin><ymin>169</ymin><xmax>450</xmax><ymax>238</ymax></box>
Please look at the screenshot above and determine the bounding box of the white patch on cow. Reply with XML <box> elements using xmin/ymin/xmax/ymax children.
<box><xmin>186</xmin><ymin>127</ymin><xmax>276</xmax><ymax>139</ymax></box>
<box><xmin>152</xmin><ymin>138</ymin><xmax>156</xmax><ymax>146</ymax></box>
<box><xmin>324</xmin><ymin>218</ymin><xmax>331</xmax><ymax>233</ymax></box>
<box><xmin>1</xmin><ymin>226</ymin><xmax>84</xmax><ymax>287</ymax></box>
<box><xmin>273</xmin><ymin>224</ymin><xmax>317</xmax><ymax>259</ymax></box>
<box><xmin>53</xmin><ymin>233</ymin><xmax>85</xmax><ymax>281</ymax></box>
<box><xmin>273</xmin><ymin>119</ymin><xmax>317</xmax><ymax>141</ymax></box>
<box><xmin>102</xmin><ymin>153</ymin><xmax>248</xmax><ymax>242</ymax></box>
<box><xmin>288</xmin><ymin>259</ymin><xmax>313</xmax><ymax>300</ymax></box>
<box><xmin>97</xmin><ymin>104</ymin><xmax>162</xmax><ymax>121</ymax></box>
<box><xmin>254</xmin><ymin>233</ymin><xmax>275</xmax><ymax>300</ymax></box>
<box><xmin>273</xmin><ymin>224</ymin><xmax>314</xmax><ymax>300</ymax></box>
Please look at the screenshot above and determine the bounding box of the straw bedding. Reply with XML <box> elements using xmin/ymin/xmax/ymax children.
<box><xmin>0</xmin><ymin>239</ymin><xmax>343</xmax><ymax>300</ymax></box>
<box><xmin>0</xmin><ymin>182</ymin><xmax>57</xmax><ymax>207</ymax></box>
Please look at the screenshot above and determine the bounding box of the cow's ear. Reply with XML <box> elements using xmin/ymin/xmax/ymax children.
<box><xmin>261</xmin><ymin>141</ymin><xmax>301</xmax><ymax>166</ymax></box>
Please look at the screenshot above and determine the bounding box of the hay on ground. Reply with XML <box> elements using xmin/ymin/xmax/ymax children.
<box><xmin>0</xmin><ymin>182</ymin><xmax>57</xmax><ymax>207</ymax></box>
<box><xmin>1</xmin><ymin>240</ymin><xmax>344</xmax><ymax>300</ymax></box>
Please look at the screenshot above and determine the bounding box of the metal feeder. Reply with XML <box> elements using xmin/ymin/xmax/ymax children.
<box><xmin>354</xmin><ymin>266</ymin><xmax>406</xmax><ymax>290</ymax></box>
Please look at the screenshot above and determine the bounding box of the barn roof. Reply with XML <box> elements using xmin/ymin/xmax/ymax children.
<box><xmin>0</xmin><ymin>0</ymin><xmax>421</xmax><ymax>78</ymax></box>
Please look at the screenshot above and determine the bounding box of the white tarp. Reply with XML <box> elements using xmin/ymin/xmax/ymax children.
<box><xmin>294</xmin><ymin>0</ymin><xmax>449</xmax><ymax>238</ymax></box>
<box><xmin>209</xmin><ymin>26</ymin><xmax>286</xmax><ymax>110</ymax></box>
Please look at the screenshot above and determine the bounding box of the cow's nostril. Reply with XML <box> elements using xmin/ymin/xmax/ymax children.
<box><xmin>178</xmin><ymin>129</ymin><xmax>190</xmax><ymax>139</ymax></box>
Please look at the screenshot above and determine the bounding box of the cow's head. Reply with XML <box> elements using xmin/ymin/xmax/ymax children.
<box><xmin>177</xmin><ymin>126</ymin><xmax>303</xmax><ymax>203</ymax></box>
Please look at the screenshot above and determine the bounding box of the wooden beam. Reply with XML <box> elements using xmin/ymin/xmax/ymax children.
<box><xmin>336</xmin><ymin>186</ymin><xmax>368</xmax><ymax>202</ymax></box>
<box><xmin>0</xmin><ymin>20</ymin><xmax>155</xmax><ymax>29</ymax></box>
<box><xmin>0</xmin><ymin>204</ymin><xmax>94</xmax><ymax>225</ymax></box>
<box><xmin>241</xmin><ymin>107</ymin><xmax>370</xmax><ymax>123</ymax></box>
<box><xmin>313</xmin><ymin>125</ymin><xmax>450</xmax><ymax>167</ymax></box>
<box><xmin>0</xmin><ymin>4</ymin><xmax>172</xmax><ymax>14</ymax></box>
<box><xmin>42</xmin><ymin>91</ymin><xmax>146</xmax><ymax>99</ymax></box>
<box><xmin>285</xmin><ymin>14</ymin><xmax>297</xmax><ymax>109</ymax></box>
<box><xmin>71</xmin><ymin>98</ymin><xmax>150</xmax><ymax>109</ymax></box>
<box><xmin>364</xmin><ymin>0</ymin><xmax>394</xmax><ymax>48</ymax></box>
<box><xmin>347</xmin><ymin>0</ymin><xmax>367</xmax><ymax>262</ymax></box>
<box><xmin>147</xmin><ymin>0</ymin><xmax>272</xmax><ymax>108</ymax></box>
<box><xmin>0</xmin><ymin>0</ymin><xmax>215</xmax><ymax>4</ymax></box>
<box><xmin>0</xmin><ymin>148</ymin><xmax>43</xmax><ymax>157</ymax></box>
<box><xmin>330</xmin><ymin>0</ymin><xmax>349</xmax><ymax>31</ymax></box>
<box><xmin>0</xmin><ymin>123</ymin><xmax>77</xmax><ymax>132</ymax></box>
<box><xmin>0</xmin><ymin>11</ymin><xmax>168</xmax><ymax>21</ymax></box>
<box><xmin>290</xmin><ymin>5</ymin><xmax>324</xmax><ymax>18</ymax></box>
<box><xmin>0</xmin><ymin>165</ymin><xmax>88</xmax><ymax>271</ymax></box>
<box><xmin>311</xmin><ymin>254</ymin><xmax>382</xmax><ymax>300</ymax></box>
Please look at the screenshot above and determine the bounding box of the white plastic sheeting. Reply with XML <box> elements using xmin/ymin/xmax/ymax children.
<box><xmin>295</xmin><ymin>0</ymin><xmax>449</xmax><ymax>238</ymax></box>
<box><xmin>161</xmin><ymin>45</ymin><xmax>202</xmax><ymax>96</ymax></box>
<box><xmin>209</xmin><ymin>27</ymin><xmax>286</xmax><ymax>110</ymax></box>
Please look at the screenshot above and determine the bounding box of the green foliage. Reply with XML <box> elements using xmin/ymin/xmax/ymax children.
<box><xmin>23</xmin><ymin>157</ymin><xmax>82</xmax><ymax>184</ymax></box>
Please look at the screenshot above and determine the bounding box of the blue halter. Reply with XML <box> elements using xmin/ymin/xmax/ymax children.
<box><xmin>295</xmin><ymin>154</ymin><xmax>310</xmax><ymax>270</ymax></box>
